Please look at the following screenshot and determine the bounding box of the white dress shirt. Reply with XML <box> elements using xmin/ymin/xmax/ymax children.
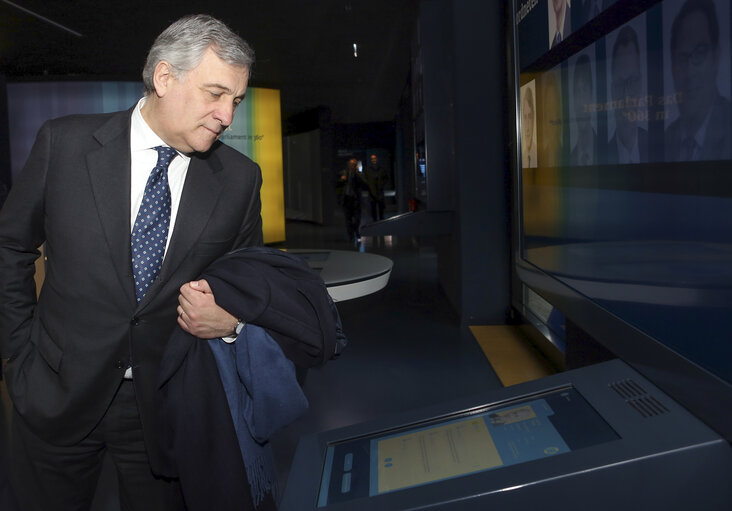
<box><xmin>130</xmin><ymin>97</ymin><xmax>190</xmax><ymax>255</ymax></box>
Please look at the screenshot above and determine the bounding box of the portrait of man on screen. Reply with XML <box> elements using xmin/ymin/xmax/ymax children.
<box><xmin>664</xmin><ymin>0</ymin><xmax>731</xmax><ymax>162</ymax></box>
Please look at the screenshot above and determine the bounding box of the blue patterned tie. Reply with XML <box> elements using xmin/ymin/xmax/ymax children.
<box><xmin>132</xmin><ymin>146</ymin><xmax>176</xmax><ymax>302</ymax></box>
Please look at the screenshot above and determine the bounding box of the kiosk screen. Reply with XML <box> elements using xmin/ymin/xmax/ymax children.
<box><xmin>317</xmin><ymin>387</ymin><xmax>618</xmax><ymax>507</ymax></box>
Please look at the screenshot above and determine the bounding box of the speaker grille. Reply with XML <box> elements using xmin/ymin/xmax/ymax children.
<box><xmin>609</xmin><ymin>379</ymin><xmax>670</xmax><ymax>418</ymax></box>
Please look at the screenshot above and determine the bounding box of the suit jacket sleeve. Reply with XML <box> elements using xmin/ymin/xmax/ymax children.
<box><xmin>0</xmin><ymin>121</ymin><xmax>50</xmax><ymax>359</ymax></box>
<box><xmin>232</xmin><ymin>161</ymin><xmax>264</xmax><ymax>249</ymax></box>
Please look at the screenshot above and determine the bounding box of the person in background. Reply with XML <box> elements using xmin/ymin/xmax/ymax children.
<box><xmin>363</xmin><ymin>153</ymin><xmax>388</xmax><ymax>222</ymax></box>
<box><xmin>0</xmin><ymin>14</ymin><xmax>264</xmax><ymax>510</ymax></box>
<box><xmin>339</xmin><ymin>157</ymin><xmax>367</xmax><ymax>243</ymax></box>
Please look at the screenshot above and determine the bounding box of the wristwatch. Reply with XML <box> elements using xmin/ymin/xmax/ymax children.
<box><xmin>234</xmin><ymin>319</ymin><xmax>245</xmax><ymax>336</ymax></box>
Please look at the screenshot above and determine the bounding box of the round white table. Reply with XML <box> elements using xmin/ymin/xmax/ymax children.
<box><xmin>286</xmin><ymin>249</ymin><xmax>393</xmax><ymax>302</ymax></box>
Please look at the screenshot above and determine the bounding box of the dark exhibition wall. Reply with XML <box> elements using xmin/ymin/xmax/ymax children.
<box><xmin>407</xmin><ymin>0</ymin><xmax>511</xmax><ymax>325</ymax></box>
<box><xmin>446</xmin><ymin>0</ymin><xmax>510</xmax><ymax>325</ymax></box>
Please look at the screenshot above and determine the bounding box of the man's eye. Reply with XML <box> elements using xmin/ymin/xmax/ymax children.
<box><xmin>209</xmin><ymin>91</ymin><xmax>222</xmax><ymax>98</ymax></box>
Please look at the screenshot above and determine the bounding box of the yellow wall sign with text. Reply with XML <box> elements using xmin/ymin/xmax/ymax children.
<box><xmin>220</xmin><ymin>87</ymin><xmax>286</xmax><ymax>244</ymax></box>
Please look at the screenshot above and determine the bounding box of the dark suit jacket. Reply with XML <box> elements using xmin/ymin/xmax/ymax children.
<box><xmin>607</xmin><ymin>126</ymin><xmax>648</xmax><ymax>164</ymax></box>
<box><xmin>578</xmin><ymin>0</ymin><xmax>615</xmax><ymax>25</ymax></box>
<box><xmin>570</xmin><ymin>128</ymin><xmax>598</xmax><ymax>166</ymax></box>
<box><xmin>665</xmin><ymin>93</ymin><xmax>732</xmax><ymax>162</ymax></box>
<box><xmin>0</xmin><ymin>107</ymin><xmax>263</xmax><ymax>472</ymax></box>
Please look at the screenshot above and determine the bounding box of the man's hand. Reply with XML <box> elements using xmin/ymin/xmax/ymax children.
<box><xmin>177</xmin><ymin>279</ymin><xmax>237</xmax><ymax>339</ymax></box>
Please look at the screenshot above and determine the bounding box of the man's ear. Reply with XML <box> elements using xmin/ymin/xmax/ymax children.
<box><xmin>152</xmin><ymin>61</ymin><xmax>175</xmax><ymax>98</ymax></box>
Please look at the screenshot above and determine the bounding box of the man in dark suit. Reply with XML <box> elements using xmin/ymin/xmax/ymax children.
<box><xmin>570</xmin><ymin>53</ymin><xmax>598</xmax><ymax>166</ymax></box>
<box><xmin>0</xmin><ymin>14</ymin><xmax>262</xmax><ymax>510</ymax></box>
<box><xmin>549</xmin><ymin>0</ymin><xmax>572</xmax><ymax>48</ymax></box>
<box><xmin>339</xmin><ymin>157</ymin><xmax>367</xmax><ymax>243</ymax></box>
<box><xmin>607</xmin><ymin>24</ymin><xmax>649</xmax><ymax>164</ymax></box>
<box><xmin>665</xmin><ymin>0</ymin><xmax>731</xmax><ymax>162</ymax></box>
<box><xmin>363</xmin><ymin>154</ymin><xmax>388</xmax><ymax>222</ymax></box>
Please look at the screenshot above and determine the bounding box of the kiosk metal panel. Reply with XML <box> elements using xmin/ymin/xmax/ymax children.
<box><xmin>281</xmin><ymin>360</ymin><xmax>732</xmax><ymax>510</ymax></box>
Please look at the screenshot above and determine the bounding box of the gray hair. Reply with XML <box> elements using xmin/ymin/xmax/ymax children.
<box><xmin>142</xmin><ymin>14</ymin><xmax>255</xmax><ymax>94</ymax></box>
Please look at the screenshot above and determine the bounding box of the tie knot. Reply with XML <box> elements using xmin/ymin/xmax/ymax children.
<box><xmin>155</xmin><ymin>146</ymin><xmax>177</xmax><ymax>169</ymax></box>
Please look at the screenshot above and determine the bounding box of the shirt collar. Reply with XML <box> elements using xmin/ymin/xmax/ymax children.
<box><xmin>131</xmin><ymin>97</ymin><xmax>164</xmax><ymax>151</ymax></box>
<box><xmin>130</xmin><ymin>97</ymin><xmax>189</xmax><ymax>163</ymax></box>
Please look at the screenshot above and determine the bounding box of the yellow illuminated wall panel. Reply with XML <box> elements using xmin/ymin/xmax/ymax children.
<box><xmin>220</xmin><ymin>87</ymin><xmax>286</xmax><ymax>244</ymax></box>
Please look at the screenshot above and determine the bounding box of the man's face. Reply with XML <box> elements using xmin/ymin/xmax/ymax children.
<box><xmin>612</xmin><ymin>41</ymin><xmax>641</xmax><ymax>138</ymax></box>
<box><xmin>541</xmin><ymin>77</ymin><xmax>562</xmax><ymax>164</ymax></box>
<box><xmin>671</xmin><ymin>10</ymin><xmax>719</xmax><ymax>120</ymax></box>
<box><xmin>155</xmin><ymin>48</ymin><xmax>249</xmax><ymax>154</ymax></box>
<box><xmin>370</xmin><ymin>155</ymin><xmax>378</xmax><ymax>166</ymax></box>
<box><xmin>522</xmin><ymin>93</ymin><xmax>534</xmax><ymax>150</ymax></box>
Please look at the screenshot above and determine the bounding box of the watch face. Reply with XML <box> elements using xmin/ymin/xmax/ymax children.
<box><xmin>235</xmin><ymin>321</ymin><xmax>245</xmax><ymax>335</ymax></box>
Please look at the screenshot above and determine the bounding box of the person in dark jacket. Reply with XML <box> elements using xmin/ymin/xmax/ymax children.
<box><xmin>338</xmin><ymin>157</ymin><xmax>367</xmax><ymax>242</ymax></box>
<box><xmin>363</xmin><ymin>154</ymin><xmax>388</xmax><ymax>222</ymax></box>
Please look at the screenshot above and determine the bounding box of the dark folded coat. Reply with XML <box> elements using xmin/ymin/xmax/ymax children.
<box><xmin>155</xmin><ymin>247</ymin><xmax>346</xmax><ymax>510</ymax></box>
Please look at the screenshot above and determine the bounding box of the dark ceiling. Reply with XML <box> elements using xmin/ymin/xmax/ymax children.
<box><xmin>0</xmin><ymin>0</ymin><xmax>419</xmax><ymax>124</ymax></box>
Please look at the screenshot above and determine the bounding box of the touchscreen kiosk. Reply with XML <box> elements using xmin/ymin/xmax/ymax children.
<box><xmin>281</xmin><ymin>360</ymin><xmax>732</xmax><ymax>510</ymax></box>
<box><xmin>317</xmin><ymin>387</ymin><xmax>616</xmax><ymax>506</ymax></box>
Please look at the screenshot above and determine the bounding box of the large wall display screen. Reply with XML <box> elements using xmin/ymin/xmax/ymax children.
<box><xmin>316</xmin><ymin>387</ymin><xmax>618</xmax><ymax>507</ymax></box>
<box><xmin>515</xmin><ymin>0</ymin><xmax>732</xmax><ymax>389</ymax></box>
<box><xmin>6</xmin><ymin>82</ymin><xmax>285</xmax><ymax>243</ymax></box>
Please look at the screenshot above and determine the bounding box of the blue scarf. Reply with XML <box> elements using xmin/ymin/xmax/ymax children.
<box><xmin>208</xmin><ymin>323</ymin><xmax>309</xmax><ymax>506</ymax></box>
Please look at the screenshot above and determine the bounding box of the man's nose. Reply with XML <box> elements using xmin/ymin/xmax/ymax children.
<box><xmin>214</xmin><ymin>103</ymin><xmax>235</xmax><ymax>127</ymax></box>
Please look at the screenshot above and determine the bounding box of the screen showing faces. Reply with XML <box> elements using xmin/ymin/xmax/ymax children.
<box><xmin>316</xmin><ymin>387</ymin><xmax>618</xmax><ymax>507</ymax></box>
<box><xmin>515</xmin><ymin>0</ymin><xmax>732</xmax><ymax>385</ymax></box>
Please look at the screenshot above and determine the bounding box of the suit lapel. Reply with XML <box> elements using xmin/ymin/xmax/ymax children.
<box><xmin>86</xmin><ymin>110</ymin><xmax>137</xmax><ymax>308</ymax></box>
<box><xmin>85</xmin><ymin>110</ymin><xmax>227</xmax><ymax>312</ymax></box>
